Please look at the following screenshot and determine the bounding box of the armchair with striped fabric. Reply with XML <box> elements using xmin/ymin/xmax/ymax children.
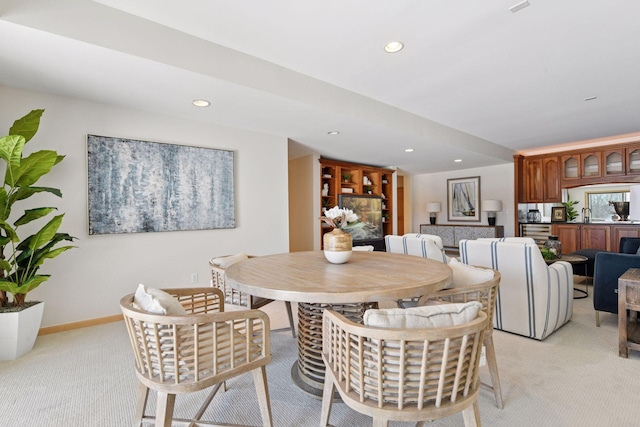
<box><xmin>459</xmin><ymin>238</ymin><xmax>573</xmax><ymax>340</ymax></box>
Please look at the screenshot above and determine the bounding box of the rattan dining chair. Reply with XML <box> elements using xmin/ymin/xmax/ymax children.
<box><xmin>120</xmin><ymin>287</ymin><xmax>273</xmax><ymax>427</ymax></box>
<box><xmin>418</xmin><ymin>271</ymin><xmax>503</xmax><ymax>409</ymax></box>
<box><xmin>320</xmin><ymin>309</ymin><xmax>488</xmax><ymax>427</ymax></box>
<box><xmin>210</xmin><ymin>255</ymin><xmax>296</xmax><ymax>338</ymax></box>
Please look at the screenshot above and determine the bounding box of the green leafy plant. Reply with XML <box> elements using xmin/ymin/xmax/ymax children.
<box><xmin>0</xmin><ymin>109</ymin><xmax>76</xmax><ymax>308</ymax></box>
<box><xmin>562</xmin><ymin>197</ymin><xmax>579</xmax><ymax>222</ymax></box>
<box><xmin>540</xmin><ymin>247</ymin><xmax>559</xmax><ymax>260</ymax></box>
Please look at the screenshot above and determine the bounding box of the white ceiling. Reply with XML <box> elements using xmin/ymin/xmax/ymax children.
<box><xmin>1</xmin><ymin>0</ymin><xmax>640</xmax><ymax>174</ymax></box>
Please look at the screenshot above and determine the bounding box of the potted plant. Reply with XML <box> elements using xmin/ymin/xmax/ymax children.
<box><xmin>0</xmin><ymin>109</ymin><xmax>76</xmax><ymax>360</ymax></box>
<box><xmin>562</xmin><ymin>196</ymin><xmax>579</xmax><ymax>222</ymax></box>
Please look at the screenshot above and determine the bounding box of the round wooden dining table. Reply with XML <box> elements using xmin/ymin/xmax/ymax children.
<box><xmin>225</xmin><ymin>250</ymin><xmax>452</xmax><ymax>397</ymax></box>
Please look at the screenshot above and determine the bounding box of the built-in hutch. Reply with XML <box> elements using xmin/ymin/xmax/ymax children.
<box><xmin>319</xmin><ymin>158</ymin><xmax>394</xmax><ymax>247</ymax></box>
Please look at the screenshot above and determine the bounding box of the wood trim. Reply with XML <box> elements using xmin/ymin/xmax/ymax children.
<box><xmin>38</xmin><ymin>314</ymin><xmax>123</xmax><ymax>336</ymax></box>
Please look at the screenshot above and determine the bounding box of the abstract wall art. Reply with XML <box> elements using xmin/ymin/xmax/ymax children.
<box><xmin>87</xmin><ymin>135</ymin><xmax>235</xmax><ymax>234</ymax></box>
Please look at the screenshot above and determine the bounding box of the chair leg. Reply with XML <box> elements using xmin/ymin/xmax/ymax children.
<box><xmin>252</xmin><ymin>366</ymin><xmax>273</xmax><ymax>427</ymax></box>
<box><xmin>134</xmin><ymin>382</ymin><xmax>149</xmax><ymax>426</ymax></box>
<box><xmin>373</xmin><ymin>419</ymin><xmax>389</xmax><ymax>427</ymax></box>
<box><xmin>155</xmin><ymin>392</ymin><xmax>176</xmax><ymax>427</ymax></box>
<box><xmin>596</xmin><ymin>310</ymin><xmax>600</xmax><ymax>327</ymax></box>
<box><xmin>285</xmin><ymin>301</ymin><xmax>296</xmax><ymax>338</ymax></box>
<box><xmin>319</xmin><ymin>373</ymin><xmax>336</xmax><ymax>426</ymax></box>
<box><xmin>461</xmin><ymin>401</ymin><xmax>481</xmax><ymax>427</ymax></box>
<box><xmin>484</xmin><ymin>336</ymin><xmax>504</xmax><ymax>409</ymax></box>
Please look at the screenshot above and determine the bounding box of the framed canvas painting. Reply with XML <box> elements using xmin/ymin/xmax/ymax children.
<box><xmin>447</xmin><ymin>176</ymin><xmax>481</xmax><ymax>222</ymax></box>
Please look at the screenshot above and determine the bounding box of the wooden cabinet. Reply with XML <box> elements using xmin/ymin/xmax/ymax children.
<box><xmin>627</xmin><ymin>148</ymin><xmax>640</xmax><ymax>175</ymax></box>
<box><xmin>581</xmin><ymin>152</ymin><xmax>602</xmax><ymax>178</ymax></box>
<box><xmin>604</xmin><ymin>148</ymin><xmax>625</xmax><ymax>177</ymax></box>
<box><xmin>319</xmin><ymin>158</ymin><xmax>394</xmax><ymax>245</ymax></box>
<box><xmin>419</xmin><ymin>224</ymin><xmax>504</xmax><ymax>250</ymax></box>
<box><xmin>562</xmin><ymin>154</ymin><xmax>580</xmax><ymax>181</ymax></box>
<box><xmin>582</xmin><ymin>225</ymin><xmax>611</xmax><ymax>251</ymax></box>
<box><xmin>543</xmin><ymin>157</ymin><xmax>561</xmax><ymax>201</ymax></box>
<box><xmin>611</xmin><ymin>225</ymin><xmax>640</xmax><ymax>251</ymax></box>
<box><xmin>552</xmin><ymin>223</ymin><xmax>626</xmax><ymax>253</ymax></box>
<box><xmin>553</xmin><ymin>224</ymin><xmax>582</xmax><ymax>254</ymax></box>
<box><xmin>521</xmin><ymin>155</ymin><xmax>561</xmax><ymax>203</ymax></box>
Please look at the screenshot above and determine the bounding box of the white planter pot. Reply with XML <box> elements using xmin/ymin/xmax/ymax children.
<box><xmin>0</xmin><ymin>302</ymin><xmax>45</xmax><ymax>361</ymax></box>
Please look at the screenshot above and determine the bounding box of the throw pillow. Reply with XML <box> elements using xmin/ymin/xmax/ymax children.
<box><xmin>210</xmin><ymin>253</ymin><xmax>249</xmax><ymax>269</ymax></box>
<box><xmin>134</xmin><ymin>284</ymin><xmax>187</xmax><ymax>315</ymax></box>
<box><xmin>447</xmin><ymin>258</ymin><xmax>494</xmax><ymax>288</ymax></box>
<box><xmin>363</xmin><ymin>301</ymin><xmax>482</xmax><ymax>329</ymax></box>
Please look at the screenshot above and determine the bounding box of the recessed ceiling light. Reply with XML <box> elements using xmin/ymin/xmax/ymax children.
<box><xmin>405</xmin><ymin>148</ymin><xmax>414</xmax><ymax>153</ymax></box>
<box><xmin>454</xmin><ymin>159</ymin><xmax>462</xmax><ymax>163</ymax></box>
<box><xmin>384</xmin><ymin>41</ymin><xmax>404</xmax><ymax>53</ymax></box>
<box><xmin>584</xmin><ymin>96</ymin><xmax>598</xmax><ymax>101</ymax></box>
<box><xmin>327</xmin><ymin>131</ymin><xmax>340</xmax><ymax>135</ymax></box>
<box><xmin>192</xmin><ymin>99</ymin><xmax>210</xmax><ymax>107</ymax></box>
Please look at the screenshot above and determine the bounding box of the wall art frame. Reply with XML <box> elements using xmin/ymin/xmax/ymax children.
<box><xmin>447</xmin><ymin>176</ymin><xmax>481</xmax><ymax>222</ymax></box>
<box><xmin>551</xmin><ymin>206</ymin><xmax>567</xmax><ymax>223</ymax></box>
<box><xmin>87</xmin><ymin>135</ymin><xmax>235</xmax><ymax>235</ymax></box>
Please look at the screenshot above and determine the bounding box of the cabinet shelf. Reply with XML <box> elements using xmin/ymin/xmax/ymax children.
<box><xmin>319</xmin><ymin>158</ymin><xmax>394</xmax><ymax>246</ymax></box>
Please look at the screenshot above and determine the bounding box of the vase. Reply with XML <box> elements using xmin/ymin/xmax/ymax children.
<box><xmin>323</xmin><ymin>228</ymin><xmax>353</xmax><ymax>264</ymax></box>
<box><xmin>0</xmin><ymin>301</ymin><xmax>45</xmax><ymax>361</ymax></box>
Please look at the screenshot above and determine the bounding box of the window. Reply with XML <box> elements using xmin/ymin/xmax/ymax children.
<box><xmin>587</xmin><ymin>191</ymin><xmax>629</xmax><ymax>220</ymax></box>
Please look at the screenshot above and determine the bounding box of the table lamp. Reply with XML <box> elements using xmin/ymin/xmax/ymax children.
<box><xmin>483</xmin><ymin>199</ymin><xmax>502</xmax><ymax>226</ymax></box>
<box><xmin>426</xmin><ymin>202</ymin><xmax>441</xmax><ymax>225</ymax></box>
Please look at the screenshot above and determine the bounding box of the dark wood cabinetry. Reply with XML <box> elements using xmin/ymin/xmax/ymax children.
<box><xmin>520</xmin><ymin>155</ymin><xmax>561</xmax><ymax>203</ymax></box>
<box><xmin>515</xmin><ymin>140</ymin><xmax>640</xmax><ymax>236</ymax></box>
<box><xmin>319</xmin><ymin>158</ymin><xmax>394</xmax><ymax>245</ymax></box>
<box><xmin>550</xmin><ymin>223</ymin><xmax>640</xmax><ymax>253</ymax></box>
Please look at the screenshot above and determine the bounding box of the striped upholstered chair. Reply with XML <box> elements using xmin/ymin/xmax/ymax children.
<box><xmin>459</xmin><ymin>238</ymin><xmax>573</xmax><ymax>340</ymax></box>
<box><xmin>384</xmin><ymin>235</ymin><xmax>448</xmax><ymax>263</ymax></box>
<box><xmin>385</xmin><ymin>235</ymin><xmax>449</xmax><ymax>307</ymax></box>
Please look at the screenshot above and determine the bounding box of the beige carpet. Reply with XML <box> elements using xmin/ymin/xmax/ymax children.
<box><xmin>0</xmin><ymin>280</ymin><xmax>638</xmax><ymax>426</ymax></box>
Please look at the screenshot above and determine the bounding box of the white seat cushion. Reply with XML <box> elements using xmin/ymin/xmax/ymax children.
<box><xmin>134</xmin><ymin>284</ymin><xmax>187</xmax><ymax>315</ymax></box>
<box><xmin>210</xmin><ymin>253</ymin><xmax>249</xmax><ymax>269</ymax></box>
<box><xmin>447</xmin><ymin>258</ymin><xmax>495</xmax><ymax>288</ymax></box>
<box><xmin>363</xmin><ymin>301</ymin><xmax>482</xmax><ymax>329</ymax></box>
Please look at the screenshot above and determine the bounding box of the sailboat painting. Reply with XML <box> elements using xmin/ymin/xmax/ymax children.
<box><xmin>447</xmin><ymin>176</ymin><xmax>481</xmax><ymax>222</ymax></box>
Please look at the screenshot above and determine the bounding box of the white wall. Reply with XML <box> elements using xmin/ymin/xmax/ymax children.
<box><xmin>0</xmin><ymin>86</ymin><xmax>289</xmax><ymax>327</ymax></box>
<box><xmin>410</xmin><ymin>163</ymin><xmax>515</xmax><ymax>237</ymax></box>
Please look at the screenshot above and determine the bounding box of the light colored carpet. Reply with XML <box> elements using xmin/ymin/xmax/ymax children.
<box><xmin>0</xmin><ymin>281</ymin><xmax>638</xmax><ymax>427</ymax></box>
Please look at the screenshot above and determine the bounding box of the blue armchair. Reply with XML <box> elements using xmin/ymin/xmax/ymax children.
<box><xmin>593</xmin><ymin>237</ymin><xmax>640</xmax><ymax>326</ymax></box>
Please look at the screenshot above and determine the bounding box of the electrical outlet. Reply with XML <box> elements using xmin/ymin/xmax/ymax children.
<box><xmin>190</xmin><ymin>273</ymin><xmax>198</xmax><ymax>284</ymax></box>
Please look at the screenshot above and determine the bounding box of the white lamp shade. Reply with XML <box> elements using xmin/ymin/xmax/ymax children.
<box><xmin>630</xmin><ymin>185</ymin><xmax>640</xmax><ymax>221</ymax></box>
<box><xmin>483</xmin><ymin>199</ymin><xmax>502</xmax><ymax>212</ymax></box>
<box><xmin>426</xmin><ymin>202</ymin><xmax>441</xmax><ymax>213</ymax></box>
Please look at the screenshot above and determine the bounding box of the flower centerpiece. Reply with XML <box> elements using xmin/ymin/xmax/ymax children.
<box><xmin>320</xmin><ymin>206</ymin><xmax>358</xmax><ymax>230</ymax></box>
<box><xmin>320</xmin><ymin>206</ymin><xmax>358</xmax><ymax>264</ymax></box>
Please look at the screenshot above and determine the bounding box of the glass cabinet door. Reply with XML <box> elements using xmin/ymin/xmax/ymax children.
<box><xmin>563</xmin><ymin>155</ymin><xmax>580</xmax><ymax>179</ymax></box>
<box><xmin>628</xmin><ymin>149</ymin><xmax>640</xmax><ymax>175</ymax></box>
<box><xmin>582</xmin><ymin>153</ymin><xmax>601</xmax><ymax>177</ymax></box>
<box><xmin>604</xmin><ymin>149</ymin><xmax>624</xmax><ymax>176</ymax></box>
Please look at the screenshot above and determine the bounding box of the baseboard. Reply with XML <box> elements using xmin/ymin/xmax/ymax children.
<box><xmin>38</xmin><ymin>314</ymin><xmax>123</xmax><ymax>336</ymax></box>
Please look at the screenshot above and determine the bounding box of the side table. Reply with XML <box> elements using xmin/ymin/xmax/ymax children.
<box><xmin>618</xmin><ymin>268</ymin><xmax>640</xmax><ymax>358</ymax></box>
<box><xmin>545</xmin><ymin>254</ymin><xmax>588</xmax><ymax>299</ymax></box>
